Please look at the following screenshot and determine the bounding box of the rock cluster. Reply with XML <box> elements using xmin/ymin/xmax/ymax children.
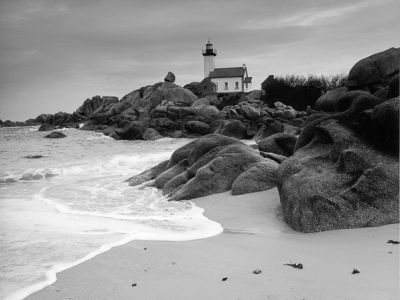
<box><xmin>6</xmin><ymin>71</ymin><xmax>308</xmax><ymax>141</ymax></box>
<box><xmin>126</xmin><ymin>48</ymin><xmax>399</xmax><ymax>234</ymax></box>
<box><xmin>277</xmin><ymin>47</ymin><xmax>399</xmax><ymax>232</ymax></box>
<box><xmin>127</xmin><ymin>134</ymin><xmax>279</xmax><ymax>199</ymax></box>
<box><xmin>2</xmin><ymin>46</ymin><xmax>397</xmax><ymax>234</ymax></box>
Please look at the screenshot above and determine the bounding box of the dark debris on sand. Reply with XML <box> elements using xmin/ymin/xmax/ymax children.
<box><xmin>221</xmin><ymin>277</ymin><xmax>228</xmax><ymax>281</ymax></box>
<box><xmin>284</xmin><ymin>263</ymin><xmax>303</xmax><ymax>269</ymax></box>
<box><xmin>23</xmin><ymin>155</ymin><xmax>44</xmax><ymax>159</ymax></box>
<box><xmin>387</xmin><ymin>240</ymin><xmax>399</xmax><ymax>244</ymax></box>
<box><xmin>352</xmin><ymin>268</ymin><xmax>360</xmax><ymax>274</ymax></box>
<box><xmin>253</xmin><ymin>269</ymin><xmax>262</xmax><ymax>274</ymax></box>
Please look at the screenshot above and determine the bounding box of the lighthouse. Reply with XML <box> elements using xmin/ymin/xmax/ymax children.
<box><xmin>202</xmin><ymin>39</ymin><xmax>217</xmax><ymax>78</ymax></box>
<box><xmin>200</xmin><ymin>40</ymin><xmax>252</xmax><ymax>94</ymax></box>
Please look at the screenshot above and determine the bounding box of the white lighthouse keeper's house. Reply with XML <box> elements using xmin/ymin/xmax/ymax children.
<box><xmin>202</xmin><ymin>40</ymin><xmax>252</xmax><ymax>93</ymax></box>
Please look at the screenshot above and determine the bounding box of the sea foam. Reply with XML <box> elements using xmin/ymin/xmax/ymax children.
<box><xmin>0</xmin><ymin>128</ymin><xmax>221</xmax><ymax>300</ymax></box>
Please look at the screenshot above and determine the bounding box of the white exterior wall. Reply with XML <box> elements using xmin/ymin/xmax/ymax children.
<box><xmin>204</xmin><ymin>56</ymin><xmax>215</xmax><ymax>78</ymax></box>
<box><xmin>211</xmin><ymin>77</ymin><xmax>243</xmax><ymax>93</ymax></box>
<box><xmin>244</xmin><ymin>82</ymin><xmax>252</xmax><ymax>92</ymax></box>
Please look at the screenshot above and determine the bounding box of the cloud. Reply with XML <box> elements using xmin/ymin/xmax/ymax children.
<box><xmin>241</xmin><ymin>0</ymin><xmax>389</xmax><ymax>29</ymax></box>
<box><xmin>0</xmin><ymin>0</ymin><xmax>69</xmax><ymax>25</ymax></box>
<box><xmin>0</xmin><ymin>0</ymin><xmax>397</xmax><ymax>120</ymax></box>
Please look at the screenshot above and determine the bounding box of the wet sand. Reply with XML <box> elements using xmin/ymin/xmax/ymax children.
<box><xmin>27</xmin><ymin>188</ymin><xmax>399</xmax><ymax>300</ymax></box>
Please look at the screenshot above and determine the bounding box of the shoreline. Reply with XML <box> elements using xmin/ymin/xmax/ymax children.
<box><xmin>5</xmin><ymin>190</ymin><xmax>222</xmax><ymax>300</ymax></box>
<box><xmin>26</xmin><ymin>188</ymin><xmax>399</xmax><ymax>300</ymax></box>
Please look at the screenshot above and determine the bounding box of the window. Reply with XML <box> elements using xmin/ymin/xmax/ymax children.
<box><xmin>224</xmin><ymin>82</ymin><xmax>228</xmax><ymax>90</ymax></box>
<box><xmin>245</xmin><ymin>83</ymin><xmax>248</xmax><ymax>89</ymax></box>
<box><xmin>215</xmin><ymin>83</ymin><xmax>218</xmax><ymax>91</ymax></box>
<box><xmin>235</xmin><ymin>82</ymin><xmax>239</xmax><ymax>89</ymax></box>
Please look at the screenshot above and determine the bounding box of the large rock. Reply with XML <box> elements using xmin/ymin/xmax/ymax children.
<box><xmin>254</xmin><ymin>119</ymin><xmax>284</xmax><ymax>142</ymax></box>
<box><xmin>150</xmin><ymin>118</ymin><xmax>180</xmax><ymax>133</ymax></box>
<box><xmin>166</xmin><ymin>134</ymin><xmax>241</xmax><ymax>169</ymax></box>
<box><xmin>164</xmin><ymin>71</ymin><xmax>176</xmax><ymax>83</ymax></box>
<box><xmin>333</xmin><ymin>90</ymin><xmax>385</xmax><ymax>115</ymax></box>
<box><xmin>142</xmin><ymin>128</ymin><xmax>163</xmax><ymax>140</ymax></box>
<box><xmin>115</xmin><ymin>121</ymin><xmax>146</xmax><ymax>140</ymax></box>
<box><xmin>295</xmin><ymin>91</ymin><xmax>385</xmax><ymax>152</ymax></box>
<box><xmin>315</xmin><ymin>87</ymin><xmax>348</xmax><ymax>112</ymax></box>
<box><xmin>162</xmin><ymin>171</ymin><xmax>191</xmax><ymax>196</ymax></box>
<box><xmin>127</xmin><ymin>160</ymin><xmax>169</xmax><ymax>186</ymax></box>
<box><xmin>38</xmin><ymin>124</ymin><xmax>56</xmax><ymax>131</ymax></box>
<box><xmin>191</xmin><ymin>104</ymin><xmax>221</xmax><ymax>123</ymax></box>
<box><xmin>353</xmin><ymin>97</ymin><xmax>399</xmax><ymax>155</ymax></box>
<box><xmin>191</xmin><ymin>95</ymin><xmax>219</xmax><ymax>107</ymax></box>
<box><xmin>346</xmin><ymin>47</ymin><xmax>400</xmax><ymax>91</ymax></box>
<box><xmin>127</xmin><ymin>134</ymin><xmax>275</xmax><ymax>200</ymax></box>
<box><xmin>388</xmin><ymin>74</ymin><xmax>399</xmax><ymax>98</ymax></box>
<box><xmin>45</xmin><ymin>131</ymin><xmax>66</xmax><ymax>138</ymax></box>
<box><xmin>184</xmin><ymin>121</ymin><xmax>210</xmax><ymax>135</ymax></box>
<box><xmin>75</xmin><ymin>95</ymin><xmax>118</xmax><ymax>118</ymax></box>
<box><xmin>214</xmin><ymin>120</ymin><xmax>248</xmax><ymax>139</ymax></box>
<box><xmin>155</xmin><ymin>159</ymin><xmax>189</xmax><ymax>189</ymax></box>
<box><xmin>85</xmin><ymin>81</ymin><xmax>199</xmax><ymax>140</ymax></box>
<box><xmin>183</xmin><ymin>82</ymin><xmax>202</xmax><ymax>97</ymax></box>
<box><xmin>240</xmin><ymin>104</ymin><xmax>260</xmax><ymax>121</ymax></box>
<box><xmin>277</xmin><ymin>119</ymin><xmax>399</xmax><ymax>232</ymax></box>
<box><xmin>247</xmin><ymin>90</ymin><xmax>262</xmax><ymax>100</ymax></box>
<box><xmin>231</xmin><ymin>159</ymin><xmax>279</xmax><ymax>195</ymax></box>
<box><xmin>170</xmin><ymin>147</ymin><xmax>262</xmax><ymax>200</ymax></box>
<box><xmin>158</xmin><ymin>82</ymin><xmax>198</xmax><ymax>107</ymax></box>
<box><xmin>186</xmin><ymin>134</ymin><xmax>244</xmax><ymax>166</ymax></box>
<box><xmin>258</xmin><ymin>133</ymin><xmax>297</xmax><ymax>157</ymax></box>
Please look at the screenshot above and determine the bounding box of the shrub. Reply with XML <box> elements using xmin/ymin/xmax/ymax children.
<box><xmin>261</xmin><ymin>73</ymin><xmax>348</xmax><ymax>110</ymax></box>
<box><xmin>276</xmin><ymin>74</ymin><xmax>348</xmax><ymax>94</ymax></box>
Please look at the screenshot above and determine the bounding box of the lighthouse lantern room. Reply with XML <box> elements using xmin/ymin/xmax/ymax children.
<box><xmin>202</xmin><ymin>39</ymin><xmax>217</xmax><ymax>78</ymax></box>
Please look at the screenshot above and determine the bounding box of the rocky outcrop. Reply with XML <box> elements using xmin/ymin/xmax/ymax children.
<box><xmin>276</xmin><ymin>48</ymin><xmax>400</xmax><ymax>232</ymax></box>
<box><xmin>0</xmin><ymin>119</ymin><xmax>39</xmax><ymax>127</ymax></box>
<box><xmin>75</xmin><ymin>96</ymin><xmax>118</xmax><ymax>118</ymax></box>
<box><xmin>127</xmin><ymin>134</ymin><xmax>278</xmax><ymax>199</ymax></box>
<box><xmin>81</xmin><ymin>75</ymin><xmax>199</xmax><ymax>140</ymax></box>
<box><xmin>277</xmin><ymin>119</ymin><xmax>398</xmax><ymax>232</ymax></box>
<box><xmin>19</xmin><ymin>69</ymin><xmax>308</xmax><ymax>141</ymax></box>
<box><xmin>346</xmin><ymin>47</ymin><xmax>400</xmax><ymax>96</ymax></box>
<box><xmin>35</xmin><ymin>112</ymin><xmax>79</xmax><ymax>127</ymax></box>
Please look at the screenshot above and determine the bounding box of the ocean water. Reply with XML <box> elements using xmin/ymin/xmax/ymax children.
<box><xmin>0</xmin><ymin>127</ymin><xmax>223</xmax><ymax>300</ymax></box>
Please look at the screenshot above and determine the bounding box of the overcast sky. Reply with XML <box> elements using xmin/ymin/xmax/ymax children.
<box><xmin>0</xmin><ymin>0</ymin><xmax>398</xmax><ymax>121</ymax></box>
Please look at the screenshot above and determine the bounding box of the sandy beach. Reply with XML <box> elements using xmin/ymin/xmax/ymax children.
<box><xmin>26</xmin><ymin>188</ymin><xmax>399</xmax><ymax>300</ymax></box>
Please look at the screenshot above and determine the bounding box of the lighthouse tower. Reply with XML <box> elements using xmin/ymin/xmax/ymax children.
<box><xmin>202</xmin><ymin>39</ymin><xmax>217</xmax><ymax>78</ymax></box>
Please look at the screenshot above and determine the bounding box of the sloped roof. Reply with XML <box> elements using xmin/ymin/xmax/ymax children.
<box><xmin>244</xmin><ymin>77</ymin><xmax>252</xmax><ymax>83</ymax></box>
<box><xmin>209</xmin><ymin>67</ymin><xmax>245</xmax><ymax>78</ymax></box>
